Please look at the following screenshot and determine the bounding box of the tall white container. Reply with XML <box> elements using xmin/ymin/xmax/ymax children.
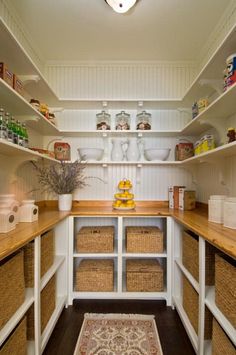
<box><xmin>0</xmin><ymin>194</ymin><xmax>20</xmax><ymax>223</ymax></box>
<box><xmin>208</xmin><ymin>195</ymin><xmax>226</xmax><ymax>223</ymax></box>
<box><xmin>223</xmin><ymin>197</ymin><xmax>236</xmax><ymax>229</ymax></box>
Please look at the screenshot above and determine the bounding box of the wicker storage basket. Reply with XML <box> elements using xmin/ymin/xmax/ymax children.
<box><xmin>0</xmin><ymin>317</ymin><xmax>27</xmax><ymax>355</ymax></box>
<box><xmin>126</xmin><ymin>259</ymin><xmax>163</xmax><ymax>292</ymax></box>
<box><xmin>182</xmin><ymin>231</ymin><xmax>216</xmax><ymax>285</ymax></box>
<box><xmin>126</xmin><ymin>226</ymin><xmax>163</xmax><ymax>253</ymax></box>
<box><xmin>27</xmin><ymin>275</ymin><xmax>56</xmax><ymax>339</ymax></box>
<box><xmin>215</xmin><ymin>254</ymin><xmax>236</xmax><ymax>327</ymax></box>
<box><xmin>76</xmin><ymin>226</ymin><xmax>114</xmax><ymax>253</ymax></box>
<box><xmin>75</xmin><ymin>259</ymin><xmax>114</xmax><ymax>292</ymax></box>
<box><xmin>182</xmin><ymin>275</ymin><xmax>212</xmax><ymax>338</ymax></box>
<box><xmin>24</xmin><ymin>230</ymin><xmax>54</xmax><ymax>287</ymax></box>
<box><xmin>0</xmin><ymin>251</ymin><xmax>25</xmax><ymax>330</ymax></box>
<box><xmin>212</xmin><ymin>318</ymin><xmax>236</xmax><ymax>355</ymax></box>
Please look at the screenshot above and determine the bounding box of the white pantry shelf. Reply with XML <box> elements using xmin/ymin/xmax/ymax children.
<box><xmin>0</xmin><ymin>18</ymin><xmax>58</xmax><ymax>105</ymax></box>
<box><xmin>182</xmin><ymin>141</ymin><xmax>236</xmax><ymax>165</ymax></box>
<box><xmin>205</xmin><ymin>286</ymin><xmax>236</xmax><ymax>346</ymax></box>
<box><xmin>0</xmin><ymin>139</ymin><xmax>59</xmax><ymax>163</ymax></box>
<box><xmin>41</xmin><ymin>295</ymin><xmax>67</xmax><ymax>353</ymax></box>
<box><xmin>182</xmin><ymin>24</ymin><xmax>236</xmax><ymax>104</ymax></box>
<box><xmin>173</xmin><ymin>296</ymin><xmax>198</xmax><ymax>353</ymax></box>
<box><xmin>175</xmin><ymin>259</ymin><xmax>199</xmax><ymax>293</ymax></box>
<box><xmin>61</xmin><ymin>129</ymin><xmax>182</xmax><ymax>137</ymax></box>
<box><xmin>40</xmin><ymin>255</ymin><xmax>65</xmax><ymax>291</ymax></box>
<box><xmin>182</xmin><ymin>82</ymin><xmax>236</xmax><ymax>136</ymax></box>
<box><xmin>73</xmin><ymin>253</ymin><xmax>118</xmax><ymax>258</ymax></box>
<box><xmin>0</xmin><ymin>288</ymin><xmax>34</xmax><ymax>347</ymax></box>
<box><xmin>123</xmin><ymin>252</ymin><xmax>167</xmax><ymax>258</ymax></box>
<box><xmin>83</xmin><ymin>160</ymin><xmax>181</xmax><ymax>166</ymax></box>
<box><xmin>0</xmin><ymin>79</ymin><xmax>60</xmax><ymax>135</ymax></box>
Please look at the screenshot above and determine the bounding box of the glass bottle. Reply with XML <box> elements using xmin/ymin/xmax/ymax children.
<box><xmin>17</xmin><ymin>121</ymin><xmax>24</xmax><ymax>146</ymax></box>
<box><xmin>22</xmin><ymin>123</ymin><xmax>29</xmax><ymax>148</ymax></box>
<box><xmin>5</xmin><ymin>112</ymin><xmax>13</xmax><ymax>143</ymax></box>
<box><xmin>0</xmin><ymin>108</ymin><xmax>7</xmax><ymax>140</ymax></box>
<box><xmin>115</xmin><ymin>111</ymin><xmax>130</xmax><ymax>130</ymax></box>
<box><xmin>96</xmin><ymin>110</ymin><xmax>111</xmax><ymax>130</ymax></box>
<box><xmin>136</xmin><ymin>111</ymin><xmax>152</xmax><ymax>130</ymax></box>
<box><xmin>10</xmin><ymin>117</ymin><xmax>18</xmax><ymax>144</ymax></box>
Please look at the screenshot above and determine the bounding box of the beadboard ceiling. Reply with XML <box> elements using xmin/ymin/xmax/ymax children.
<box><xmin>8</xmin><ymin>0</ymin><xmax>231</xmax><ymax>62</ymax></box>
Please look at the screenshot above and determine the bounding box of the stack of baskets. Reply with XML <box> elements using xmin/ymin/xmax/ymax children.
<box><xmin>182</xmin><ymin>231</ymin><xmax>216</xmax><ymax>338</ymax></box>
<box><xmin>125</xmin><ymin>226</ymin><xmax>164</xmax><ymax>292</ymax></box>
<box><xmin>24</xmin><ymin>229</ymin><xmax>54</xmax><ymax>287</ymax></box>
<box><xmin>75</xmin><ymin>226</ymin><xmax>115</xmax><ymax>292</ymax></box>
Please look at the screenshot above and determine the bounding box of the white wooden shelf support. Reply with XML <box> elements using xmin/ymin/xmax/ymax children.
<box><xmin>198</xmin><ymin>79</ymin><xmax>223</xmax><ymax>96</ymax></box>
<box><xmin>136</xmin><ymin>164</ymin><xmax>142</xmax><ymax>184</ymax></box>
<box><xmin>18</xmin><ymin>75</ymin><xmax>40</xmax><ymax>86</ymax></box>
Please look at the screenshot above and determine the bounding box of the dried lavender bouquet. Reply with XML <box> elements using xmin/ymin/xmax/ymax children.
<box><xmin>31</xmin><ymin>160</ymin><xmax>88</xmax><ymax>194</ymax></box>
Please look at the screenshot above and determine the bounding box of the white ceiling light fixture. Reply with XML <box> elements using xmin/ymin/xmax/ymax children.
<box><xmin>105</xmin><ymin>0</ymin><xmax>137</xmax><ymax>13</ymax></box>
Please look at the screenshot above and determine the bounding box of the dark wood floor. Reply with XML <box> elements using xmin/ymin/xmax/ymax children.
<box><xmin>43</xmin><ymin>300</ymin><xmax>195</xmax><ymax>355</ymax></box>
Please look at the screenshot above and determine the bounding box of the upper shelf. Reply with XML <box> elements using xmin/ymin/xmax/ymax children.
<box><xmin>0</xmin><ymin>79</ymin><xmax>60</xmax><ymax>135</ymax></box>
<box><xmin>61</xmin><ymin>129</ymin><xmax>182</xmax><ymax>137</ymax></box>
<box><xmin>182</xmin><ymin>81</ymin><xmax>236</xmax><ymax>136</ymax></box>
<box><xmin>183</xmin><ymin>24</ymin><xmax>236</xmax><ymax>104</ymax></box>
<box><xmin>2</xmin><ymin>17</ymin><xmax>236</xmax><ymax>111</ymax></box>
<box><xmin>0</xmin><ymin>139</ymin><xmax>59</xmax><ymax>163</ymax></box>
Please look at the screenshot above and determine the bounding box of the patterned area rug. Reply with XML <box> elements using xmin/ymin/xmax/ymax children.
<box><xmin>73</xmin><ymin>313</ymin><xmax>163</xmax><ymax>355</ymax></box>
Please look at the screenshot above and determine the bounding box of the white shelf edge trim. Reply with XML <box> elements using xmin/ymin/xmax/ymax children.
<box><xmin>0</xmin><ymin>288</ymin><xmax>34</xmax><ymax>346</ymax></box>
<box><xmin>73</xmin><ymin>253</ymin><xmax>118</xmax><ymax>257</ymax></box>
<box><xmin>40</xmin><ymin>255</ymin><xmax>65</xmax><ymax>291</ymax></box>
<box><xmin>173</xmin><ymin>296</ymin><xmax>198</xmax><ymax>353</ymax></box>
<box><xmin>41</xmin><ymin>295</ymin><xmax>67</xmax><ymax>352</ymax></box>
<box><xmin>72</xmin><ymin>291</ymin><xmax>168</xmax><ymax>300</ymax></box>
<box><xmin>205</xmin><ymin>286</ymin><xmax>236</xmax><ymax>346</ymax></box>
<box><xmin>123</xmin><ymin>253</ymin><xmax>167</xmax><ymax>258</ymax></box>
<box><xmin>175</xmin><ymin>258</ymin><xmax>199</xmax><ymax>293</ymax></box>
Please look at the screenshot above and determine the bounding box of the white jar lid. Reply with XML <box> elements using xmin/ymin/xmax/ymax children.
<box><xmin>21</xmin><ymin>200</ymin><xmax>35</xmax><ymax>205</ymax></box>
<box><xmin>210</xmin><ymin>195</ymin><xmax>227</xmax><ymax>200</ymax></box>
<box><xmin>225</xmin><ymin>197</ymin><xmax>236</xmax><ymax>203</ymax></box>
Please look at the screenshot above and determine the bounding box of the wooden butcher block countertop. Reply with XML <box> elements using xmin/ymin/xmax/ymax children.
<box><xmin>0</xmin><ymin>201</ymin><xmax>235</xmax><ymax>261</ymax></box>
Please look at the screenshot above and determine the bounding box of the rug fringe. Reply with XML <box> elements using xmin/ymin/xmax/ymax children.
<box><xmin>84</xmin><ymin>313</ymin><xmax>155</xmax><ymax>320</ymax></box>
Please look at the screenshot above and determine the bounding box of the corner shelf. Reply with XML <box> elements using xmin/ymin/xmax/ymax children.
<box><xmin>182</xmin><ymin>82</ymin><xmax>236</xmax><ymax>136</ymax></box>
<box><xmin>0</xmin><ymin>139</ymin><xmax>59</xmax><ymax>163</ymax></box>
<box><xmin>0</xmin><ymin>79</ymin><xmax>60</xmax><ymax>135</ymax></box>
<box><xmin>0</xmin><ymin>288</ymin><xmax>34</xmax><ymax>347</ymax></box>
<box><xmin>181</xmin><ymin>141</ymin><xmax>236</xmax><ymax>165</ymax></box>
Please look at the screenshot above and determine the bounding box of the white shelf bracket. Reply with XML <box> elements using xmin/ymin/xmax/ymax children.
<box><xmin>180</xmin><ymin>165</ymin><xmax>198</xmax><ymax>186</ymax></box>
<box><xmin>102</xmin><ymin>164</ymin><xmax>108</xmax><ymax>183</ymax></box>
<box><xmin>49</xmin><ymin>107</ymin><xmax>64</xmax><ymax>113</ymax></box>
<box><xmin>18</xmin><ymin>75</ymin><xmax>40</xmax><ymax>86</ymax></box>
<box><xmin>198</xmin><ymin>79</ymin><xmax>223</xmax><ymax>96</ymax></box>
<box><xmin>102</xmin><ymin>101</ymin><xmax>108</xmax><ymax>108</ymax></box>
<box><xmin>136</xmin><ymin>164</ymin><xmax>142</xmax><ymax>184</ymax></box>
<box><xmin>18</xmin><ymin>115</ymin><xmax>39</xmax><ymax>123</ymax></box>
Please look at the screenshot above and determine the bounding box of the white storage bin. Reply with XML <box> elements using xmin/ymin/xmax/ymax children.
<box><xmin>223</xmin><ymin>197</ymin><xmax>236</xmax><ymax>229</ymax></box>
<box><xmin>208</xmin><ymin>195</ymin><xmax>226</xmax><ymax>224</ymax></box>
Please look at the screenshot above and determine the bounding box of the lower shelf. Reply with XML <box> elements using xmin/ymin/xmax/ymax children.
<box><xmin>173</xmin><ymin>295</ymin><xmax>198</xmax><ymax>353</ymax></box>
<box><xmin>41</xmin><ymin>295</ymin><xmax>67</xmax><ymax>353</ymax></box>
<box><xmin>205</xmin><ymin>286</ymin><xmax>236</xmax><ymax>346</ymax></box>
<box><xmin>0</xmin><ymin>288</ymin><xmax>34</xmax><ymax>347</ymax></box>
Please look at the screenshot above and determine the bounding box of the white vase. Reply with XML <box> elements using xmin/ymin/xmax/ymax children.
<box><xmin>126</xmin><ymin>138</ymin><xmax>141</xmax><ymax>161</ymax></box>
<box><xmin>58</xmin><ymin>194</ymin><xmax>72</xmax><ymax>211</ymax></box>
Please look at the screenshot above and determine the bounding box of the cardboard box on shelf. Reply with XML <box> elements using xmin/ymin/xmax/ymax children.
<box><xmin>179</xmin><ymin>188</ymin><xmax>196</xmax><ymax>210</ymax></box>
<box><xmin>0</xmin><ymin>62</ymin><xmax>14</xmax><ymax>87</ymax></box>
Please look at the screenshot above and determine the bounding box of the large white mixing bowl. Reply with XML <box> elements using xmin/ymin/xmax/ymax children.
<box><xmin>144</xmin><ymin>148</ymin><xmax>170</xmax><ymax>161</ymax></box>
<box><xmin>78</xmin><ymin>148</ymin><xmax>104</xmax><ymax>161</ymax></box>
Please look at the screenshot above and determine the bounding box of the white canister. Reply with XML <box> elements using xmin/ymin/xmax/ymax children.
<box><xmin>208</xmin><ymin>195</ymin><xmax>226</xmax><ymax>223</ymax></box>
<box><xmin>0</xmin><ymin>204</ymin><xmax>16</xmax><ymax>233</ymax></box>
<box><xmin>0</xmin><ymin>194</ymin><xmax>20</xmax><ymax>223</ymax></box>
<box><xmin>19</xmin><ymin>200</ymin><xmax>38</xmax><ymax>222</ymax></box>
<box><xmin>223</xmin><ymin>197</ymin><xmax>236</xmax><ymax>229</ymax></box>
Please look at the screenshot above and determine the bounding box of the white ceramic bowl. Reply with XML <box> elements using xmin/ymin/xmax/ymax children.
<box><xmin>144</xmin><ymin>148</ymin><xmax>170</xmax><ymax>161</ymax></box>
<box><xmin>77</xmin><ymin>148</ymin><xmax>104</xmax><ymax>161</ymax></box>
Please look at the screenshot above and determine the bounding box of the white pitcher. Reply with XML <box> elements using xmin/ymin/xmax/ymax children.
<box><xmin>126</xmin><ymin>138</ymin><xmax>141</xmax><ymax>161</ymax></box>
<box><xmin>111</xmin><ymin>139</ymin><xmax>127</xmax><ymax>161</ymax></box>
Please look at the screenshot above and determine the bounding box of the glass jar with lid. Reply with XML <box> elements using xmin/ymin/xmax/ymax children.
<box><xmin>96</xmin><ymin>110</ymin><xmax>111</xmax><ymax>130</ymax></box>
<box><xmin>136</xmin><ymin>111</ymin><xmax>151</xmax><ymax>130</ymax></box>
<box><xmin>115</xmin><ymin>111</ymin><xmax>130</xmax><ymax>130</ymax></box>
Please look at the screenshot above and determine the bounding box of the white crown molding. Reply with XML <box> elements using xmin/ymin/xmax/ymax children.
<box><xmin>196</xmin><ymin>0</ymin><xmax>236</xmax><ymax>74</ymax></box>
<box><xmin>0</xmin><ymin>0</ymin><xmax>45</xmax><ymax>73</ymax></box>
<box><xmin>45</xmin><ymin>60</ymin><xmax>196</xmax><ymax>68</ymax></box>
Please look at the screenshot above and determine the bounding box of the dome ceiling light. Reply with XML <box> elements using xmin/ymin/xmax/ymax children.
<box><xmin>105</xmin><ymin>0</ymin><xmax>137</xmax><ymax>13</ymax></box>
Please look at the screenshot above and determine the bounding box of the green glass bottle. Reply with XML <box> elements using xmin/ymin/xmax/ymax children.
<box><xmin>0</xmin><ymin>108</ymin><xmax>7</xmax><ymax>140</ymax></box>
<box><xmin>22</xmin><ymin>123</ymin><xmax>29</xmax><ymax>148</ymax></box>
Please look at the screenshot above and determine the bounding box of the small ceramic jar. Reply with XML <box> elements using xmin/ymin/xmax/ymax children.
<box><xmin>223</xmin><ymin>197</ymin><xmax>236</xmax><ymax>229</ymax></box>
<box><xmin>0</xmin><ymin>203</ymin><xmax>16</xmax><ymax>233</ymax></box>
<box><xmin>0</xmin><ymin>194</ymin><xmax>20</xmax><ymax>223</ymax></box>
<box><xmin>208</xmin><ymin>195</ymin><xmax>226</xmax><ymax>223</ymax></box>
<box><xmin>19</xmin><ymin>200</ymin><xmax>38</xmax><ymax>223</ymax></box>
